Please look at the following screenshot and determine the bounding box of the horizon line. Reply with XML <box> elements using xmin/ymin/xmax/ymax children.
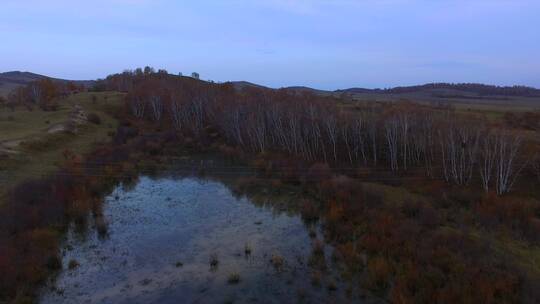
<box><xmin>2</xmin><ymin>69</ymin><xmax>539</xmax><ymax>92</ymax></box>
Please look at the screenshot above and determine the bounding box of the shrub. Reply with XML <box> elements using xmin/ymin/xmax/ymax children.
<box><xmin>308</xmin><ymin>227</ymin><xmax>317</xmax><ymax>239</ymax></box>
<box><xmin>308</xmin><ymin>249</ymin><xmax>327</xmax><ymax>271</ymax></box>
<box><xmin>270</xmin><ymin>254</ymin><xmax>284</xmax><ymax>271</ymax></box>
<box><xmin>305</xmin><ymin>162</ymin><xmax>332</xmax><ymax>183</ymax></box>
<box><xmin>327</xmin><ymin>280</ymin><xmax>337</xmax><ymax>291</ymax></box>
<box><xmin>95</xmin><ymin>216</ymin><xmax>108</xmax><ymax>237</ymax></box>
<box><xmin>418</xmin><ymin>204</ymin><xmax>441</xmax><ymax>228</ymax></box>
<box><xmin>312</xmin><ymin>239</ymin><xmax>324</xmax><ymax>256</ymax></box>
<box><xmin>331</xmin><ymin>175</ymin><xmax>360</xmax><ymax>202</ymax></box>
<box><xmin>114</xmin><ymin>125</ymin><xmax>138</xmax><ymax>144</ymax></box>
<box><xmin>365</xmin><ymin>256</ymin><xmax>392</xmax><ymax>292</ymax></box>
<box><xmin>311</xmin><ymin>271</ymin><xmax>322</xmax><ymax>286</ymax></box>
<box><xmin>68</xmin><ymin>259</ymin><xmax>79</xmax><ymax>270</ymax></box>
<box><xmin>46</xmin><ymin>255</ymin><xmax>62</xmax><ymax>270</ymax></box>
<box><xmin>476</xmin><ymin>194</ymin><xmax>540</xmax><ymax>241</ymax></box>
<box><xmin>300</xmin><ymin>199</ymin><xmax>319</xmax><ymax>222</ymax></box>
<box><xmin>209</xmin><ymin>254</ymin><xmax>219</xmax><ymax>269</ymax></box>
<box><xmin>227</xmin><ymin>273</ymin><xmax>240</xmax><ymax>284</ymax></box>
<box><xmin>87</xmin><ymin>113</ymin><xmax>101</xmax><ymax>125</ymax></box>
<box><xmin>244</xmin><ymin>243</ymin><xmax>252</xmax><ymax>256</ymax></box>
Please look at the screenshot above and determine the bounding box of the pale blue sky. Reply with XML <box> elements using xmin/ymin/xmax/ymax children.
<box><xmin>1</xmin><ymin>0</ymin><xmax>539</xmax><ymax>89</ymax></box>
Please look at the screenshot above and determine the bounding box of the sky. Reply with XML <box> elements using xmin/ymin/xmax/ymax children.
<box><xmin>1</xmin><ymin>0</ymin><xmax>539</xmax><ymax>90</ymax></box>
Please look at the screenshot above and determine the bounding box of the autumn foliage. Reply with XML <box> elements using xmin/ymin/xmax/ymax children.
<box><xmin>104</xmin><ymin>69</ymin><xmax>535</xmax><ymax>197</ymax></box>
<box><xmin>100</xmin><ymin>68</ymin><xmax>540</xmax><ymax>302</ymax></box>
<box><xmin>0</xmin><ymin>122</ymin><xmax>173</xmax><ymax>302</ymax></box>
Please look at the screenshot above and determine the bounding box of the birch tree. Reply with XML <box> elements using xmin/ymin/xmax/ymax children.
<box><xmin>479</xmin><ymin>131</ymin><xmax>497</xmax><ymax>192</ymax></box>
<box><xmin>149</xmin><ymin>94</ymin><xmax>163</xmax><ymax>121</ymax></box>
<box><xmin>494</xmin><ymin>131</ymin><xmax>524</xmax><ymax>195</ymax></box>
<box><xmin>385</xmin><ymin>116</ymin><xmax>399</xmax><ymax>171</ymax></box>
<box><xmin>439</xmin><ymin>121</ymin><xmax>480</xmax><ymax>185</ymax></box>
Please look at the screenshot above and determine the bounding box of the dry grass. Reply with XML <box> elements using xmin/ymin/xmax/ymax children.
<box><xmin>0</xmin><ymin>92</ymin><xmax>124</xmax><ymax>203</ymax></box>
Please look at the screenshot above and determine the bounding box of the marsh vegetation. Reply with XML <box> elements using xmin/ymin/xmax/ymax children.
<box><xmin>1</xmin><ymin>69</ymin><xmax>540</xmax><ymax>303</ymax></box>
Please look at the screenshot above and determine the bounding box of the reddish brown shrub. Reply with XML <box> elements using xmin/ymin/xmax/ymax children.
<box><xmin>365</xmin><ymin>256</ymin><xmax>392</xmax><ymax>292</ymax></box>
<box><xmin>476</xmin><ymin>194</ymin><xmax>540</xmax><ymax>241</ymax></box>
<box><xmin>87</xmin><ymin>113</ymin><xmax>101</xmax><ymax>124</ymax></box>
<box><xmin>300</xmin><ymin>199</ymin><xmax>319</xmax><ymax>222</ymax></box>
<box><xmin>305</xmin><ymin>162</ymin><xmax>332</xmax><ymax>183</ymax></box>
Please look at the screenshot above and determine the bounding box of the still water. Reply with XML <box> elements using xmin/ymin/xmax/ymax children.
<box><xmin>40</xmin><ymin>175</ymin><xmax>371</xmax><ymax>303</ymax></box>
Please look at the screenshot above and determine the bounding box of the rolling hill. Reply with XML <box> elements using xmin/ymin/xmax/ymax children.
<box><xmin>2</xmin><ymin>70</ymin><xmax>539</xmax><ymax>110</ymax></box>
<box><xmin>0</xmin><ymin>71</ymin><xmax>95</xmax><ymax>97</ymax></box>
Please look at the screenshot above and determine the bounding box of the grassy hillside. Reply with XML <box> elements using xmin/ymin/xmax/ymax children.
<box><xmin>0</xmin><ymin>71</ymin><xmax>95</xmax><ymax>97</ymax></box>
<box><xmin>0</xmin><ymin>91</ymin><xmax>124</xmax><ymax>202</ymax></box>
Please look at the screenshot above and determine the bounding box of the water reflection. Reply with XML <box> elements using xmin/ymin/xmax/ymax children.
<box><xmin>40</xmin><ymin>175</ymin><xmax>368</xmax><ymax>303</ymax></box>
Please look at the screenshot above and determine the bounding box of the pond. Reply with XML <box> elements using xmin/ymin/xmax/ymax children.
<box><xmin>39</xmin><ymin>174</ymin><xmax>375</xmax><ymax>303</ymax></box>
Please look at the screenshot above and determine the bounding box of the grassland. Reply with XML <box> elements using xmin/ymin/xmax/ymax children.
<box><xmin>0</xmin><ymin>91</ymin><xmax>124</xmax><ymax>202</ymax></box>
<box><xmin>339</xmin><ymin>91</ymin><xmax>540</xmax><ymax>122</ymax></box>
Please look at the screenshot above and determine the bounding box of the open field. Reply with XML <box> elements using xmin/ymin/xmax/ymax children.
<box><xmin>338</xmin><ymin>91</ymin><xmax>540</xmax><ymax>121</ymax></box>
<box><xmin>343</xmin><ymin>91</ymin><xmax>540</xmax><ymax>109</ymax></box>
<box><xmin>0</xmin><ymin>92</ymin><xmax>123</xmax><ymax>202</ymax></box>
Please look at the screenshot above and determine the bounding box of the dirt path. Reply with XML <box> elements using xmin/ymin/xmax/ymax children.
<box><xmin>0</xmin><ymin>139</ymin><xmax>22</xmax><ymax>155</ymax></box>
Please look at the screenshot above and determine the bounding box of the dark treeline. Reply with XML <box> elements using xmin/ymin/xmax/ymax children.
<box><xmin>103</xmin><ymin>69</ymin><xmax>535</xmax><ymax>196</ymax></box>
<box><xmin>377</xmin><ymin>83</ymin><xmax>540</xmax><ymax>97</ymax></box>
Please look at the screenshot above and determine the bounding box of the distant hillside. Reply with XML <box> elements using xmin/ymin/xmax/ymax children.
<box><xmin>282</xmin><ymin>86</ymin><xmax>332</xmax><ymax>96</ymax></box>
<box><xmin>230</xmin><ymin>81</ymin><xmax>540</xmax><ymax>99</ymax></box>
<box><xmin>228</xmin><ymin>81</ymin><xmax>268</xmax><ymax>91</ymax></box>
<box><xmin>334</xmin><ymin>87</ymin><xmax>374</xmax><ymax>94</ymax></box>
<box><xmin>228</xmin><ymin>82</ymin><xmax>330</xmax><ymax>96</ymax></box>
<box><xmin>3</xmin><ymin>70</ymin><xmax>538</xmax><ymax>103</ymax></box>
<box><xmin>0</xmin><ymin>71</ymin><xmax>95</xmax><ymax>97</ymax></box>
<box><xmin>336</xmin><ymin>83</ymin><xmax>540</xmax><ymax>97</ymax></box>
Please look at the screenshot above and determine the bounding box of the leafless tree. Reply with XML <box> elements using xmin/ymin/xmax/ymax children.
<box><xmin>324</xmin><ymin>113</ymin><xmax>339</xmax><ymax>163</ymax></box>
<box><xmin>398</xmin><ymin>112</ymin><xmax>411</xmax><ymax>170</ymax></box>
<box><xmin>341</xmin><ymin>117</ymin><xmax>355</xmax><ymax>165</ymax></box>
<box><xmin>307</xmin><ymin>103</ymin><xmax>325</xmax><ymax>161</ymax></box>
<box><xmin>227</xmin><ymin>106</ymin><xmax>246</xmax><ymax>147</ymax></box>
<box><xmin>129</xmin><ymin>96</ymin><xmax>146</xmax><ymax>119</ymax></box>
<box><xmin>246</xmin><ymin>106</ymin><xmax>267</xmax><ymax>152</ymax></box>
<box><xmin>353</xmin><ymin>117</ymin><xmax>368</xmax><ymax>165</ymax></box>
<box><xmin>533</xmin><ymin>154</ymin><xmax>540</xmax><ymax>184</ymax></box>
<box><xmin>419</xmin><ymin>112</ymin><xmax>436</xmax><ymax>177</ymax></box>
<box><xmin>29</xmin><ymin>83</ymin><xmax>42</xmax><ymax>105</ymax></box>
<box><xmin>385</xmin><ymin>115</ymin><xmax>399</xmax><ymax>171</ymax></box>
<box><xmin>494</xmin><ymin>131</ymin><xmax>524</xmax><ymax>195</ymax></box>
<box><xmin>170</xmin><ymin>95</ymin><xmax>187</xmax><ymax>130</ymax></box>
<box><xmin>439</xmin><ymin>120</ymin><xmax>480</xmax><ymax>185</ymax></box>
<box><xmin>479</xmin><ymin>131</ymin><xmax>497</xmax><ymax>192</ymax></box>
<box><xmin>366</xmin><ymin>107</ymin><xmax>379</xmax><ymax>166</ymax></box>
<box><xmin>149</xmin><ymin>94</ymin><xmax>163</xmax><ymax>121</ymax></box>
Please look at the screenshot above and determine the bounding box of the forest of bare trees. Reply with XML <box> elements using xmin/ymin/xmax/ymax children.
<box><xmin>4</xmin><ymin>79</ymin><xmax>85</xmax><ymax>111</ymax></box>
<box><xmin>103</xmin><ymin>70</ymin><xmax>533</xmax><ymax>195</ymax></box>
